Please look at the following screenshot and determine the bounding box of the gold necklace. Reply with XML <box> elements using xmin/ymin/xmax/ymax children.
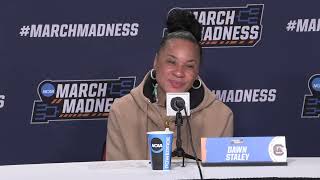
<box><xmin>164</xmin><ymin>116</ymin><xmax>175</xmax><ymax>129</ymax></box>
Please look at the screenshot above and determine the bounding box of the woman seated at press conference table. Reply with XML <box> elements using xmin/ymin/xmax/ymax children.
<box><xmin>105</xmin><ymin>9</ymin><xmax>233</xmax><ymax>160</ymax></box>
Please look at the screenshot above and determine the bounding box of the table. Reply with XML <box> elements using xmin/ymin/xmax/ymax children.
<box><xmin>0</xmin><ymin>157</ymin><xmax>319</xmax><ymax>179</ymax></box>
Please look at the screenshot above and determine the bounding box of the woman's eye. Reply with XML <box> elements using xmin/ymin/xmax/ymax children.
<box><xmin>167</xmin><ymin>59</ymin><xmax>175</xmax><ymax>64</ymax></box>
<box><xmin>186</xmin><ymin>64</ymin><xmax>195</xmax><ymax>68</ymax></box>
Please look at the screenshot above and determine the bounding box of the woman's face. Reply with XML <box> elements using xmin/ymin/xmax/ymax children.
<box><xmin>154</xmin><ymin>38</ymin><xmax>200</xmax><ymax>93</ymax></box>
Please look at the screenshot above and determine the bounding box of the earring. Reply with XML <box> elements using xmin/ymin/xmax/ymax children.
<box><xmin>150</xmin><ymin>69</ymin><xmax>156</xmax><ymax>80</ymax></box>
<box><xmin>152</xmin><ymin>83</ymin><xmax>159</xmax><ymax>103</ymax></box>
<box><xmin>192</xmin><ymin>77</ymin><xmax>202</xmax><ymax>89</ymax></box>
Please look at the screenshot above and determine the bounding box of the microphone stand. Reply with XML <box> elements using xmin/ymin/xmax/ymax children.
<box><xmin>171</xmin><ymin>110</ymin><xmax>198</xmax><ymax>167</ymax></box>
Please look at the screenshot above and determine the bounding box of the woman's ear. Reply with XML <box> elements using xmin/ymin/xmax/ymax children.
<box><xmin>153</xmin><ymin>53</ymin><xmax>158</xmax><ymax>69</ymax></box>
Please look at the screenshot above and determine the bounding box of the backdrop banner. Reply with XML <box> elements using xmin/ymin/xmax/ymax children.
<box><xmin>0</xmin><ymin>0</ymin><xmax>319</xmax><ymax>165</ymax></box>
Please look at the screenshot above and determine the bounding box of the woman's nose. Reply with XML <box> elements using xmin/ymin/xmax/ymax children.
<box><xmin>173</xmin><ymin>65</ymin><xmax>185</xmax><ymax>78</ymax></box>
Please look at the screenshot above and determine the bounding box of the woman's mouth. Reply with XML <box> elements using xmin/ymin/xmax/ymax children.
<box><xmin>169</xmin><ymin>80</ymin><xmax>185</xmax><ymax>89</ymax></box>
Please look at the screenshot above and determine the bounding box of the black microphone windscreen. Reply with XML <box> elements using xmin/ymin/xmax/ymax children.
<box><xmin>171</xmin><ymin>97</ymin><xmax>185</xmax><ymax>111</ymax></box>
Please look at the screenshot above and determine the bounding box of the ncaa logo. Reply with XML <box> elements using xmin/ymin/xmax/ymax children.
<box><xmin>40</xmin><ymin>83</ymin><xmax>55</xmax><ymax>97</ymax></box>
<box><xmin>311</xmin><ymin>77</ymin><xmax>320</xmax><ymax>92</ymax></box>
<box><xmin>151</xmin><ymin>138</ymin><xmax>163</xmax><ymax>153</ymax></box>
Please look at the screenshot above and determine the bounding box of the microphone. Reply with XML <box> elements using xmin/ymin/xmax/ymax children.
<box><xmin>166</xmin><ymin>92</ymin><xmax>190</xmax><ymax>116</ymax></box>
<box><xmin>170</xmin><ymin>97</ymin><xmax>185</xmax><ymax>112</ymax></box>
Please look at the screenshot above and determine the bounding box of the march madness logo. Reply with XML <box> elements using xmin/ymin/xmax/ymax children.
<box><xmin>301</xmin><ymin>74</ymin><xmax>320</xmax><ymax>118</ymax></box>
<box><xmin>167</xmin><ymin>4</ymin><xmax>264</xmax><ymax>48</ymax></box>
<box><xmin>31</xmin><ymin>77</ymin><xmax>136</xmax><ymax>124</ymax></box>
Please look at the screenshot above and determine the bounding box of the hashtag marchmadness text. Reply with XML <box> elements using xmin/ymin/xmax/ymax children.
<box><xmin>19</xmin><ymin>23</ymin><xmax>140</xmax><ymax>38</ymax></box>
<box><xmin>286</xmin><ymin>18</ymin><xmax>320</xmax><ymax>32</ymax></box>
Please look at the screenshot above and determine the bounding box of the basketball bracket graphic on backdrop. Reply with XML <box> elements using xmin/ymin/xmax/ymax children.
<box><xmin>167</xmin><ymin>4</ymin><xmax>264</xmax><ymax>48</ymax></box>
<box><xmin>302</xmin><ymin>74</ymin><xmax>320</xmax><ymax>118</ymax></box>
<box><xmin>31</xmin><ymin>77</ymin><xmax>136</xmax><ymax>124</ymax></box>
